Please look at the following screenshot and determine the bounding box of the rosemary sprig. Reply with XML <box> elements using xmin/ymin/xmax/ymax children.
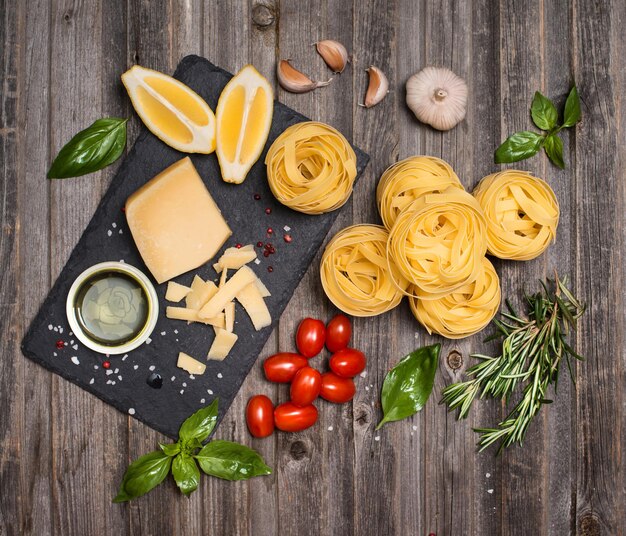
<box><xmin>441</xmin><ymin>275</ymin><xmax>585</xmax><ymax>454</ymax></box>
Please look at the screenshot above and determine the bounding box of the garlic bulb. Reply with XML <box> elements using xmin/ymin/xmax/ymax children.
<box><xmin>315</xmin><ymin>40</ymin><xmax>349</xmax><ymax>73</ymax></box>
<box><xmin>406</xmin><ymin>67</ymin><xmax>467</xmax><ymax>130</ymax></box>
<box><xmin>277</xmin><ymin>60</ymin><xmax>332</xmax><ymax>93</ymax></box>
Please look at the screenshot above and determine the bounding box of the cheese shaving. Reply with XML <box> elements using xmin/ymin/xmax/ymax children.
<box><xmin>377</xmin><ymin>156</ymin><xmax>463</xmax><ymax>229</ymax></box>
<box><xmin>387</xmin><ymin>187</ymin><xmax>487</xmax><ymax>297</ymax></box>
<box><xmin>208</xmin><ymin>327</ymin><xmax>238</xmax><ymax>361</ymax></box>
<box><xmin>320</xmin><ymin>224</ymin><xmax>408</xmax><ymax>316</ymax></box>
<box><xmin>166</xmin><ymin>306</ymin><xmax>226</xmax><ymax>329</ymax></box>
<box><xmin>409</xmin><ymin>257</ymin><xmax>501</xmax><ymax>339</ymax></box>
<box><xmin>198</xmin><ymin>265</ymin><xmax>257</xmax><ymax>319</ymax></box>
<box><xmin>473</xmin><ymin>170</ymin><xmax>559</xmax><ymax>260</ymax></box>
<box><xmin>165</xmin><ymin>281</ymin><xmax>192</xmax><ymax>302</ymax></box>
<box><xmin>236</xmin><ymin>283</ymin><xmax>271</xmax><ymax>330</ymax></box>
<box><xmin>265</xmin><ymin>121</ymin><xmax>357</xmax><ymax>214</ymax></box>
<box><xmin>216</xmin><ymin>244</ymin><xmax>257</xmax><ymax>270</ymax></box>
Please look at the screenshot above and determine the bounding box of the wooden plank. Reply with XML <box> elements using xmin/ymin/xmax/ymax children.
<box><xmin>497</xmin><ymin>2</ymin><xmax>553</xmax><ymax>535</ymax></box>
<box><xmin>12</xmin><ymin>0</ymin><xmax>55</xmax><ymax>534</ymax></box>
<box><xmin>573</xmin><ymin>0</ymin><xmax>625</xmax><ymax>533</ymax></box>
<box><xmin>540</xmin><ymin>2</ymin><xmax>576</xmax><ymax>534</ymax></box>
<box><xmin>47</xmin><ymin>1</ymin><xmax>111</xmax><ymax>534</ymax></box>
<box><xmin>276</xmin><ymin>0</ymin><xmax>329</xmax><ymax>536</ymax></box>
<box><xmin>244</xmin><ymin>3</ymin><xmax>280</xmax><ymax>535</ymax></box>
<box><xmin>0</xmin><ymin>0</ymin><xmax>23</xmax><ymax>533</ymax></box>
<box><xmin>100</xmin><ymin>1</ymin><xmax>131</xmax><ymax>534</ymax></box>
<box><xmin>350</xmin><ymin>1</ymin><xmax>402</xmax><ymax>535</ymax></box>
<box><xmin>465</xmin><ymin>3</ymin><xmax>505</xmax><ymax>534</ymax></box>
<box><xmin>123</xmin><ymin>3</ymin><xmax>194</xmax><ymax>536</ymax></box>
<box><xmin>202</xmin><ymin>3</ymin><xmax>253</xmax><ymax>536</ymax></box>
<box><xmin>415</xmin><ymin>1</ymin><xmax>481</xmax><ymax>534</ymax></box>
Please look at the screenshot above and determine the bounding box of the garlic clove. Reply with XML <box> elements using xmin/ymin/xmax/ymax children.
<box><xmin>405</xmin><ymin>66</ymin><xmax>468</xmax><ymax>130</ymax></box>
<box><xmin>277</xmin><ymin>59</ymin><xmax>332</xmax><ymax>94</ymax></box>
<box><xmin>315</xmin><ymin>40</ymin><xmax>350</xmax><ymax>74</ymax></box>
<box><xmin>359</xmin><ymin>66</ymin><xmax>389</xmax><ymax>108</ymax></box>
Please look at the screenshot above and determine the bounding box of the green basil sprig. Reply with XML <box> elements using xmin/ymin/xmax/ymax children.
<box><xmin>47</xmin><ymin>117</ymin><xmax>128</xmax><ymax>178</ymax></box>
<box><xmin>376</xmin><ymin>344</ymin><xmax>440</xmax><ymax>429</ymax></box>
<box><xmin>495</xmin><ymin>86</ymin><xmax>580</xmax><ymax>169</ymax></box>
<box><xmin>114</xmin><ymin>399</ymin><xmax>271</xmax><ymax>502</ymax></box>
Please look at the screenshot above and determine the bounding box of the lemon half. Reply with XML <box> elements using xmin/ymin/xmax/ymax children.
<box><xmin>216</xmin><ymin>65</ymin><xmax>274</xmax><ymax>184</ymax></box>
<box><xmin>122</xmin><ymin>65</ymin><xmax>216</xmax><ymax>154</ymax></box>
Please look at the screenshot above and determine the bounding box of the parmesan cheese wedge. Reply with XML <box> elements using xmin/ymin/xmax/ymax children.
<box><xmin>166</xmin><ymin>306</ymin><xmax>226</xmax><ymax>329</ymax></box>
<box><xmin>225</xmin><ymin>301</ymin><xmax>235</xmax><ymax>332</ymax></box>
<box><xmin>177</xmin><ymin>352</ymin><xmax>206</xmax><ymax>375</ymax></box>
<box><xmin>208</xmin><ymin>327</ymin><xmax>238</xmax><ymax>361</ymax></box>
<box><xmin>236</xmin><ymin>282</ymin><xmax>272</xmax><ymax>330</ymax></box>
<box><xmin>216</xmin><ymin>244</ymin><xmax>257</xmax><ymax>270</ymax></box>
<box><xmin>198</xmin><ymin>265</ymin><xmax>257</xmax><ymax>319</ymax></box>
<box><xmin>165</xmin><ymin>281</ymin><xmax>192</xmax><ymax>302</ymax></box>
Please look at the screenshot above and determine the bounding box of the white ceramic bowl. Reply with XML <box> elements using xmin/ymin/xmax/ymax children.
<box><xmin>66</xmin><ymin>261</ymin><xmax>159</xmax><ymax>355</ymax></box>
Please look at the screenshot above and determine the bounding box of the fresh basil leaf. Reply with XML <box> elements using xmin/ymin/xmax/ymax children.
<box><xmin>494</xmin><ymin>131</ymin><xmax>544</xmax><ymax>164</ymax></box>
<box><xmin>178</xmin><ymin>399</ymin><xmax>218</xmax><ymax>443</ymax></box>
<box><xmin>195</xmin><ymin>440</ymin><xmax>272</xmax><ymax>481</ymax></box>
<box><xmin>172</xmin><ymin>453</ymin><xmax>200</xmax><ymax>496</ymax></box>
<box><xmin>376</xmin><ymin>344</ymin><xmax>440</xmax><ymax>429</ymax></box>
<box><xmin>544</xmin><ymin>134</ymin><xmax>565</xmax><ymax>168</ymax></box>
<box><xmin>530</xmin><ymin>91</ymin><xmax>558</xmax><ymax>131</ymax></box>
<box><xmin>159</xmin><ymin>442</ymin><xmax>181</xmax><ymax>457</ymax></box>
<box><xmin>113</xmin><ymin>451</ymin><xmax>171</xmax><ymax>503</ymax></box>
<box><xmin>563</xmin><ymin>86</ymin><xmax>581</xmax><ymax>127</ymax></box>
<box><xmin>48</xmin><ymin>118</ymin><xmax>128</xmax><ymax>179</ymax></box>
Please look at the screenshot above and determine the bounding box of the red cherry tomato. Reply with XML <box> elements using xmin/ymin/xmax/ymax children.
<box><xmin>326</xmin><ymin>314</ymin><xmax>352</xmax><ymax>353</ymax></box>
<box><xmin>274</xmin><ymin>402</ymin><xmax>318</xmax><ymax>432</ymax></box>
<box><xmin>329</xmin><ymin>348</ymin><xmax>366</xmax><ymax>378</ymax></box>
<box><xmin>290</xmin><ymin>366</ymin><xmax>322</xmax><ymax>406</ymax></box>
<box><xmin>246</xmin><ymin>395</ymin><xmax>275</xmax><ymax>438</ymax></box>
<box><xmin>320</xmin><ymin>372</ymin><xmax>356</xmax><ymax>403</ymax></box>
<box><xmin>296</xmin><ymin>318</ymin><xmax>326</xmax><ymax>358</ymax></box>
<box><xmin>263</xmin><ymin>353</ymin><xmax>308</xmax><ymax>383</ymax></box>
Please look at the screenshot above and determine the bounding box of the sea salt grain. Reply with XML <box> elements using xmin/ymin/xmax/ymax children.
<box><xmin>122</xmin><ymin>354</ymin><xmax>128</xmax><ymax>361</ymax></box>
<box><xmin>207</xmin><ymin>389</ymin><xmax>213</xmax><ymax>395</ymax></box>
<box><xmin>486</xmin><ymin>473</ymin><xmax>491</xmax><ymax>478</ymax></box>
<box><xmin>72</xmin><ymin>344</ymin><xmax>78</xmax><ymax>350</ymax></box>
<box><xmin>58</xmin><ymin>327</ymin><xmax>63</xmax><ymax>334</ymax></box>
<box><xmin>374</xmin><ymin>436</ymin><xmax>380</xmax><ymax>441</ymax></box>
<box><xmin>283</xmin><ymin>225</ymin><xmax>291</xmax><ymax>232</ymax></box>
<box><xmin>48</xmin><ymin>324</ymin><xmax>53</xmax><ymax>330</ymax></box>
<box><xmin>118</xmin><ymin>375</ymin><xmax>123</xmax><ymax>381</ymax></box>
<box><xmin>412</xmin><ymin>425</ymin><xmax>417</xmax><ymax>431</ymax></box>
<box><xmin>106</xmin><ymin>370</ymin><xmax>113</xmax><ymax>376</ymax></box>
<box><xmin>89</xmin><ymin>378</ymin><xmax>94</xmax><ymax>385</ymax></box>
<box><xmin>201</xmin><ymin>398</ymin><xmax>206</xmax><ymax>404</ymax></box>
<box><xmin>146</xmin><ymin>337</ymin><xmax>152</xmax><ymax>345</ymax></box>
<box><xmin>174</xmin><ymin>329</ymin><xmax>179</xmax><ymax>334</ymax></box>
<box><xmin>71</xmin><ymin>356</ymin><xmax>80</xmax><ymax>365</ymax></box>
<box><xmin>107</xmin><ymin>230</ymin><xmax>112</xmax><ymax>237</ymax></box>
<box><xmin>327</xmin><ymin>426</ymin><xmax>334</xmax><ymax>431</ymax></box>
<box><xmin>128</xmin><ymin>408</ymin><xmax>135</xmax><ymax>415</ymax></box>
<box><xmin>254</xmin><ymin>259</ymin><xmax>261</xmax><ymax>265</ymax></box>
<box><xmin>217</xmin><ymin>373</ymin><xmax>223</xmax><ymax>379</ymax></box>
<box><xmin>182</xmin><ymin>382</ymin><xmax>187</xmax><ymax>388</ymax></box>
<box><xmin>487</xmin><ymin>489</ymin><xmax>494</xmax><ymax>494</ymax></box>
<box><xmin>53</xmin><ymin>352</ymin><xmax>57</xmax><ymax>357</ymax></box>
<box><xmin>149</xmin><ymin>365</ymin><xmax>155</xmax><ymax>371</ymax></box>
<box><xmin>160</xmin><ymin>331</ymin><xmax>166</xmax><ymax>336</ymax></box>
<box><xmin>114</xmin><ymin>368</ymin><xmax>119</xmax><ymax>374</ymax></box>
<box><xmin>133</xmin><ymin>365</ymin><xmax>139</xmax><ymax>370</ymax></box>
<box><xmin>180</xmin><ymin>390</ymin><xmax>184</xmax><ymax>395</ymax></box>
<box><xmin>171</xmin><ymin>376</ymin><xmax>176</xmax><ymax>381</ymax></box>
<box><xmin>53</xmin><ymin>327</ymin><xmax>58</xmax><ymax>332</ymax></box>
<box><xmin>112</xmin><ymin>222</ymin><xmax>117</xmax><ymax>228</ymax></box>
<box><xmin>360</xmin><ymin>371</ymin><xmax>368</xmax><ymax>378</ymax></box>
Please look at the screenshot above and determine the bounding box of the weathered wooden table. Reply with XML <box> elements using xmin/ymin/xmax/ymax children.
<box><xmin>1</xmin><ymin>1</ymin><xmax>624</xmax><ymax>534</ymax></box>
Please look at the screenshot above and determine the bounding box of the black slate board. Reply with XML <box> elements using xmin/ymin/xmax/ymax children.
<box><xmin>21</xmin><ymin>56</ymin><xmax>369</xmax><ymax>439</ymax></box>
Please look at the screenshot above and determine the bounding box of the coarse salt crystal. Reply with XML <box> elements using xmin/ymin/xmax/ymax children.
<box><xmin>217</xmin><ymin>373</ymin><xmax>223</xmax><ymax>379</ymax></box>
<box><xmin>201</xmin><ymin>398</ymin><xmax>206</xmax><ymax>404</ymax></box>
<box><xmin>71</xmin><ymin>356</ymin><xmax>80</xmax><ymax>365</ymax></box>
<box><xmin>171</xmin><ymin>376</ymin><xmax>176</xmax><ymax>381</ymax></box>
<box><xmin>114</xmin><ymin>368</ymin><xmax>119</xmax><ymax>374</ymax></box>
<box><xmin>133</xmin><ymin>365</ymin><xmax>139</xmax><ymax>370</ymax></box>
<box><xmin>327</xmin><ymin>426</ymin><xmax>334</xmax><ymax>431</ymax></box>
<box><xmin>149</xmin><ymin>365</ymin><xmax>155</xmax><ymax>371</ymax></box>
<box><xmin>360</xmin><ymin>371</ymin><xmax>368</xmax><ymax>378</ymax></box>
<box><xmin>118</xmin><ymin>375</ymin><xmax>123</xmax><ymax>381</ymax></box>
<box><xmin>254</xmin><ymin>259</ymin><xmax>261</xmax><ymax>265</ymax></box>
<box><xmin>487</xmin><ymin>489</ymin><xmax>494</xmax><ymax>494</ymax></box>
<box><xmin>486</xmin><ymin>473</ymin><xmax>491</xmax><ymax>478</ymax></box>
<box><xmin>160</xmin><ymin>331</ymin><xmax>166</xmax><ymax>336</ymax></box>
<box><xmin>180</xmin><ymin>390</ymin><xmax>184</xmax><ymax>395</ymax></box>
<box><xmin>59</xmin><ymin>327</ymin><xmax>63</xmax><ymax>334</ymax></box>
<box><xmin>112</xmin><ymin>222</ymin><xmax>117</xmax><ymax>228</ymax></box>
<box><xmin>128</xmin><ymin>408</ymin><xmax>135</xmax><ymax>415</ymax></box>
<box><xmin>48</xmin><ymin>324</ymin><xmax>53</xmax><ymax>330</ymax></box>
<box><xmin>122</xmin><ymin>354</ymin><xmax>128</xmax><ymax>361</ymax></box>
<box><xmin>89</xmin><ymin>378</ymin><xmax>94</xmax><ymax>385</ymax></box>
<box><xmin>374</xmin><ymin>436</ymin><xmax>380</xmax><ymax>441</ymax></box>
<box><xmin>146</xmin><ymin>337</ymin><xmax>152</xmax><ymax>345</ymax></box>
<box><xmin>189</xmin><ymin>375</ymin><xmax>195</xmax><ymax>380</ymax></box>
<box><xmin>107</xmin><ymin>230</ymin><xmax>112</xmax><ymax>237</ymax></box>
<box><xmin>207</xmin><ymin>389</ymin><xmax>213</xmax><ymax>395</ymax></box>
<box><xmin>182</xmin><ymin>382</ymin><xmax>187</xmax><ymax>388</ymax></box>
<box><xmin>174</xmin><ymin>329</ymin><xmax>179</xmax><ymax>334</ymax></box>
<box><xmin>283</xmin><ymin>225</ymin><xmax>291</xmax><ymax>232</ymax></box>
<box><xmin>106</xmin><ymin>370</ymin><xmax>113</xmax><ymax>375</ymax></box>
<box><xmin>72</xmin><ymin>344</ymin><xmax>78</xmax><ymax>350</ymax></box>
<box><xmin>53</xmin><ymin>352</ymin><xmax>57</xmax><ymax>357</ymax></box>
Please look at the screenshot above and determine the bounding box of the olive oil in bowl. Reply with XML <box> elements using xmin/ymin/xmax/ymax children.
<box><xmin>66</xmin><ymin>262</ymin><xmax>158</xmax><ymax>354</ymax></box>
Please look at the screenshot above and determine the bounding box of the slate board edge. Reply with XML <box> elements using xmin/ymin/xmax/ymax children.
<box><xmin>21</xmin><ymin>55</ymin><xmax>370</xmax><ymax>439</ymax></box>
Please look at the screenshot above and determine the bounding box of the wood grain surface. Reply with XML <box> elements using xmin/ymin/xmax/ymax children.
<box><xmin>1</xmin><ymin>1</ymin><xmax>624</xmax><ymax>535</ymax></box>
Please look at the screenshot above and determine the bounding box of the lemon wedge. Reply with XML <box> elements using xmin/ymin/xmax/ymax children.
<box><xmin>216</xmin><ymin>65</ymin><xmax>274</xmax><ymax>184</ymax></box>
<box><xmin>121</xmin><ymin>65</ymin><xmax>216</xmax><ymax>154</ymax></box>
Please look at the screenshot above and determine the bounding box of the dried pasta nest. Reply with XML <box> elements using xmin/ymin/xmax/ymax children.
<box><xmin>386</xmin><ymin>187</ymin><xmax>487</xmax><ymax>297</ymax></box>
<box><xmin>265</xmin><ymin>121</ymin><xmax>357</xmax><ymax>215</ymax></box>
<box><xmin>408</xmin><ymin>257</ymin><xmax>501</xmax><ymax>339</ymax></box>
<box><xmin>473</xmin><ymin>170</ymin><xmax>559</xmax><ymax>260</ymax></box>
<box><xmin>320</xmin><ymin>224</ymin><xmax>409</xmax><ymax>317</ymax></box>
<box><xmin>376</xmin><ymin>156</ymin><xmax>463</xmax><ymax>229</ymax></box>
